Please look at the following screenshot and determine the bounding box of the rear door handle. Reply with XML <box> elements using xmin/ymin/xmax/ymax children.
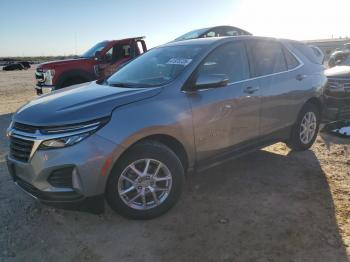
<box><xmin>296</xmin><ymin>74</ymin><xmax>306</xmax><ymax>81</ymax></box>
<box><xmin>244</xmin><ymin>86</ymin><xmax>259</xmax><ymax>94</ymax></box>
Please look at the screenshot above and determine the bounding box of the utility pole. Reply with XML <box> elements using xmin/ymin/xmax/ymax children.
<box><xmin>74</xmin><ymin>32</ymin><xmax>77</xmax><ymax>55</ymax></box>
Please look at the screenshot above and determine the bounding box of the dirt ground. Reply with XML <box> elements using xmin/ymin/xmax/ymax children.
<box><xmin>0</xmin><ymin>68</ymin><xmax>349</xmax><ymax>262</ymax></box>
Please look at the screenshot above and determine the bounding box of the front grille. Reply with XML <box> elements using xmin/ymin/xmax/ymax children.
<box><xmin>328</xmin><ymin>79</ymin><xmax>350</xmax><ymax>90</ymax></box>
<box><xmin>13</xmin><ymin>122</ymin><xmax>38</xmax><ymax>133</ymax></box>
<box><xmin>10</xmin><ymin>136</ymin><xmax>34</xmax><ymax>162</ymax></box>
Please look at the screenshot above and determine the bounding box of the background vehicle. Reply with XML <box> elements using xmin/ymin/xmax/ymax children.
<box><xmin>174</xmin><ymin>25</ymin><xmax>252</xmax><ymax>41</ymax></box>
<box><xmin>324</xmin><ymin>53</ymin><xmax>350</xmax><ymax>121</ymax></box>
<box><xmin>3</xmin><ymin>61</ymin><xmax>31</xmax><ymax>71</ymax></box>
<box><xmin>35</xmin><ymin>37</ymin><xmax>147</xmax><ymax>94</ymax></box>
<box><xmin>309</xmin><ymin>45</ymin><xmax>325</xmax><ymax>64</ymax></box>
<box><xmin>7</xmin><ymin>36</ymin><xmax>326</xmax><ymax>219</ymax></box>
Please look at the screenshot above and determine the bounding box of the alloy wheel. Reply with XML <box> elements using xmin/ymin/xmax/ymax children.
<box><xmin>299</xmin><ymin>111</ymin><xmax>317</xmax><ymax>144</ymax></box>
<box><xmin>117</xmin><ymin>159</ymin><xmax>173</xmax><ymax>210</ymax></box>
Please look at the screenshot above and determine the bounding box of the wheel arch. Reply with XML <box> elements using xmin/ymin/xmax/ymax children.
<box><xmin>304</xmin><ymin>97</ymin><xmax>323</xmax><ymax>117</ymax></box>
<box><xmin>115</xmin><ymin>134</ymin><xmax>190</xmax><ymax>173</ymax></box>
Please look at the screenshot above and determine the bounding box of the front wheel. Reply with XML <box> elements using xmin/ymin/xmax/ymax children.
<box><xmin>286</xmin><ymin>103</ymin><xmax>320</xmax><ymax>151</ymax></box>
<box><xmin>106</xmin><ymin>141</ymin><xmax>185</xmax><ymax>219</ymax></box>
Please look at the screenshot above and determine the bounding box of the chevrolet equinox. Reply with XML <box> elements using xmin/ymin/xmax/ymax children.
<box><xmin>6</xmin><ymin>36</ymin><xmax>326</xmax><ymax>219</ymax></box>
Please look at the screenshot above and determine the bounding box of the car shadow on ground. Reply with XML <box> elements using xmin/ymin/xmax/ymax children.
<box><xmin>0</xmin><ymin>112</ymin><xmax>348</xmax><ymax>262</ymax></box>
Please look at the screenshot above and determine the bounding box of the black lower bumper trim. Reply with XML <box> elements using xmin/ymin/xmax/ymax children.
<box><xmin>15</xmin><ymin>176</ymin><xmax>83</xmax><ymax>201</ymax></box>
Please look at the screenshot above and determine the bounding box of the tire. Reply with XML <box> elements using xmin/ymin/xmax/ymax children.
<box><xmin>106</xmin><ymin>141</ymin><xmax>185</xmax><ymax>219</ymax></box>
<box><xmin>286</xmin><ymin>103</ymin><xmax>320</xmax><ymax>151</ymax></box>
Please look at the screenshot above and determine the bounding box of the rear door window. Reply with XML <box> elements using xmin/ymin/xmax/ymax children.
<box><xmin>197</xmin><ymin>41</ymin><xmax>250</xmax><ymax>83</ymax></box>
<box><xmin>247</xmin><ymin>40</ymin><xmax>287</xmax><ymax>77</ymax></box>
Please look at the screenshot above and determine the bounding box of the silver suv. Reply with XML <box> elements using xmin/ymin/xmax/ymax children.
<box><xmin>6</xmin><ymin>36</ymin><xmax>326</xmax><ymax>219</ymax></box>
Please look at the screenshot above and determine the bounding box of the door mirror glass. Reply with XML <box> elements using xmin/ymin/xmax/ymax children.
<box><xmin>195</xmin><ymin>73</ymin><xmax>228</xmax><ymax>89</ymax></box>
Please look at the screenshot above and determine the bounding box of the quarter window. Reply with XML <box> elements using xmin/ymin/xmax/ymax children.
<box><xmin>247</xmin><ymin>40</ymin><xmax>287</xmax><ymax>77</ymax></box>
<box><xmin>283</xmin><ymin>48</ymin><xmax>300</xmax><ymax>69</ymax></box>
<box><xmin>197</xmin><ymin>42</ymin><xmax>249</xmax><ymax>83</ymax></box>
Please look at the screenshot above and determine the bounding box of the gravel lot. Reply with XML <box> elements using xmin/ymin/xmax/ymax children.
<box><xmin>0</xmin><ymin>68</ymin><xmax>349</xmax><ymax>262</ymax></box>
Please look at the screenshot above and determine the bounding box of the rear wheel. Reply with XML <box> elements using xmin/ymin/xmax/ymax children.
<box><xmin>106</xmin><ymin>141</ymin><xmax>185</xmax><ymax>219</ymax></box>
<box><xmin>286</xmin><ymin>103</ymin><xmax>320</xmax><ymax>151</ymax></box>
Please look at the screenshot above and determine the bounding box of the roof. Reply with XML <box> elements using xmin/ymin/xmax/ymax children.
<box><xmin>108</xmin><ymin>36</ymin><xmax>145</xmax><ymax>43</ymax></box>
<box><xmin>161</xmin><ymin>35</ymin><xmax>286</xmax><ymax>48</ymax></box>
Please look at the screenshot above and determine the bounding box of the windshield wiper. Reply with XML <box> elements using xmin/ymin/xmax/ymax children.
<box><xmin>108</xmin><ymin>81</ymin><xmax>159</xmax><ymax>88</ymax></box>
<box><xmin>108</xmin><ymin>82</ymin><xmax>140</xmax><ymax>88</ymax></box>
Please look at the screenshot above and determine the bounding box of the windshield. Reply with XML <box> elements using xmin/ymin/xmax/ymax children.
<box><xmin>338</xmin><ymin>52</ymin><xmax>350</xmax><ymax>66</ymax></box>
<box><xmin>174</xmin><ymin>28</ymin><xmax>209</xmax><ymax>41</ymax></box>
<box><xmin>81</xmin><ymin>41</ymin><xmax>108</xmax><ymax>58</ymax></box>
<box><xmin>107</xmin><ymin>45</ymin><xmax>203</xmax><ymax>87</ymax></box>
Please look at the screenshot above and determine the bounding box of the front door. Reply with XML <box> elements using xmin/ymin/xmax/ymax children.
<box><xmin>187</xmin><ymin>41</ymin><xmax>261</xmax><ymax>163</ymax></box>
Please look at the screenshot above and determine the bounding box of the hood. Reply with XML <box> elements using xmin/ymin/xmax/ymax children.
<box><xmin>39</xmin><ymin>58</ymin><xmax>91</xmax><ymax>69</ymax></box>
<box><xmin>13</xmin><ymin>82</ymin><xmax>161</xmax><ymax>126</ymax></box>
<box><xmin>325</xmin><ymin>66</ymin><xmax>350</xmax><ymax>78</ymax></box>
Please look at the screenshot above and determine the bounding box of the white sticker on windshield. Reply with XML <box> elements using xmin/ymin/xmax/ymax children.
<box><xmin>166</xmin><ymin>58</ymin><xmax>192</xmax><ymax>66</ymax></box>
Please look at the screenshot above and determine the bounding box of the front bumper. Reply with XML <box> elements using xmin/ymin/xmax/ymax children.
<box><xmin>35</xmin><ymin>70</ymin><xmax>55</xmax><ymax>95</ymax></box>
<box><xmin>6</xmin><ymin>133</ymin><xmax>120</xmax><ymax>213</ymax></box>
<box><xmin>35</xmin><ymin>84</ymin><xmax>55</xmax><ymax>95</ymax></box>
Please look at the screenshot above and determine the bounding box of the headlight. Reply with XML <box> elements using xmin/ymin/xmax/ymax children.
<box><xmin>39</xmin><ymin>117</ymin><xmax>109</xmax><ymax>149</ymax></box>
<box><xmin>43</xmin><ymin>69</ymin><xmax>55</xmax><ymax>85</ymax></box>
<box><xmin>40</xmin><ymin>132</ymin><xmax>90</xmax><ymax>149</ymax></box>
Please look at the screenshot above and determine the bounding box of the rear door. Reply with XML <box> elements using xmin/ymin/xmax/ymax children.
<box><xmin>188</xmin><ymin>41</ymin><xmax>261</xmax><ymax>162</ymax></box>
<box><xmin>246</xmin><ymin>39</ymin><xmax>305</xmax><ymax>136</ymax></box>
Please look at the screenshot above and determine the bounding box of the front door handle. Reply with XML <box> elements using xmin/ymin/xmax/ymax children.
<box><xmin>244</xmin><ymin>86</ymin><xmax>259</xmax><ymax>94</ymax></box>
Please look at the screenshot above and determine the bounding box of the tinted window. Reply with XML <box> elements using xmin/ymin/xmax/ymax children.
<box><xmin>247</xmin><ymin>40</ymin><xmax>287</xmax><ymax>77</ymax></box>
<box><xmin>204</xmin><ymin>29</ymin><xmax>221</xmax><ymax>38</ymax></box>
<box><xmin>291</xmin><ymin>42</ymin><xmax>322</xmax><ymax>64</ymax></box>
<box><xmin>221</xmin><ymin>27</ymin><xmax>243</xmax><ymax>36</ymax></box>
<box><xmin>197</xmin><ymin>42</ymin><xmax>249</xmax><ymax>83</ymax></box>
<box><xmin>283</xmin><ymin>48</ymin><xmax>300</xmax><ymax>69</ymax></box>
<box><xmin>81</xmin><ymin>41</ymin><xmax>108</xmax><ymax>58</ymax></box>
<box><xmin>174</xmin><ymin>28</ymin><xmax>209</xmax><ymax>41</ymax></box>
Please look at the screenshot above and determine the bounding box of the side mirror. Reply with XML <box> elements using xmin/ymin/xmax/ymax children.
<box><xmin>95</xmin><ymin>51</ymin><xmax>104</xmax><ymax>61</ymax></box>
<box><xmin>194</xmin><ymin>73</ymin><xmax>229</xmax><ymax>90</ymax></box>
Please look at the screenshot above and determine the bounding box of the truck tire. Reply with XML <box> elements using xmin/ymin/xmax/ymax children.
<box><xmin>106</xmin><ymin>141</ymin><xmax>185</xmax><ymax>219</ymax></box>
<box><xmin>286</xmin><ymin>103</ymin><xmax>320</xmax><ymax>151</ymax></box>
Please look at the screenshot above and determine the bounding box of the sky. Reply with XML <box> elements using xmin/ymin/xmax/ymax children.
<box><xmin>0</xmin><ymin>0</ymin><xmax>349</xmax><ymax>57</ymax></box>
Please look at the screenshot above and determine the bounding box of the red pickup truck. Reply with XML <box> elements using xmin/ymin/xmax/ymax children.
<box><xmin>35</xmin><ymin>37</ymin><xmax>147</xmax><ymax>94</ymax></box>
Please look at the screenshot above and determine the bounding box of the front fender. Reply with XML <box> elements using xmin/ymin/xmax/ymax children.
<box><xmin>96</xmin><ymin>91</ymin><xmax>195</xmax><ymax>171</ymax></box>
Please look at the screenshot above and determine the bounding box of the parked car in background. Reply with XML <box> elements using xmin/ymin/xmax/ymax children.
<box><xmin>35</xmin><ymin>37</ymin><xmax>147</xmax><ymax>95</ymax></box>
<box><xmin>324</xmin><ymin>51</ymin><xmax>350</xmax><ymax>121</ymax></box>
<box><xmin>174</xmin><ymin>25</ymin><xmax>252</xmax><ymax>41</ymax></box>
<box><xmin>3</xmin><ymin>61</ymin><xmax>31</xmax><ymax>71</ymax></box>
<box><xmin>7</xmin><ymin>36</ymin><xmax>326</xmax><ymax>219</ymax></box>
